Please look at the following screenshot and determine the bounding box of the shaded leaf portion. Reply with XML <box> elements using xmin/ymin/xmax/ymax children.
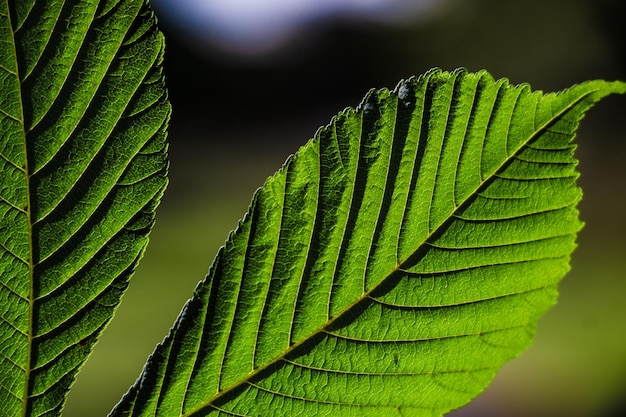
<box><xmin>0</xmin><ymin>1</ymin><xmax>169</xmax><ymax>416</ymax></box>
<box><xmin>111</xmin><ymin>69</ymin><xmax>625</xmax><ymax>417</ymax></box>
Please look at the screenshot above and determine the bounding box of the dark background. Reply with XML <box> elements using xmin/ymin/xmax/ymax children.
<box><xmin>65</xmin><ymin>0</ymin><xmax>626</xmax><ymax>415</ymax></box>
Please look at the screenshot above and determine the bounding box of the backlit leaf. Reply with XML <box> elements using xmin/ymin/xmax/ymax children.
<box><xmin>0</xmin><ymin>1</ymin><xmax>169</xmax><ymax>415</ymax></box>
<box><xmin>111</xmin><ymin>69</ymin><xmax>624</xmax><ymax>416</ymax></box>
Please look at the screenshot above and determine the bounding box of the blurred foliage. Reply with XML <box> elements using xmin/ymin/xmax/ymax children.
<box><xmin>64</xmin><ymin>0</ymin><xmax>625</xmax><ymax>416</ymax></box>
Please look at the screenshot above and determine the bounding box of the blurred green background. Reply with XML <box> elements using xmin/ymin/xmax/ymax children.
<box><xmin>64</xmin><ymin>0</ymin><xmax>626</xmax><ymax>415</ymax></box>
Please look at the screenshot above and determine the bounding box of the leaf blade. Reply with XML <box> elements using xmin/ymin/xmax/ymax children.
<box><xmin>111</xmin><ymin>69</ymin><xmax>625</xmax><ymax>417</ymax></box>
<box><xmin>0</xmin><ymin>1</ymin><xmax>169</xmax><ymax>416</ymax></box>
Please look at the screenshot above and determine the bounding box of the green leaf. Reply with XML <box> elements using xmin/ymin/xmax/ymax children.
<box><xmin>0</xmin><ymin>1</ymin><xmax>168</xmax><ymax>415</ymax></box>
<box><xmin>111</xmin><ymin>69</ymin><xmax>625</xmax><ymax>417</ymax></box>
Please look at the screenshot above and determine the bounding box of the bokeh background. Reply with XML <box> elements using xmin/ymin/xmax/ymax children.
<box><xmin>64</xmin><ymin>0</ymin><xmax>626</xmax><ymax>415</ymax></box>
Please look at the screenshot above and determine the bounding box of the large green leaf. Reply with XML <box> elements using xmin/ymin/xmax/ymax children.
<box><xmin>110</xmin><ymin>69</ymin><xmax>624</xmax><ymax>416</ymax></box>
<box><xmin>0</xmin><ymin>1</ymin><xmax>168</xmax><ymax>415</ymax></box>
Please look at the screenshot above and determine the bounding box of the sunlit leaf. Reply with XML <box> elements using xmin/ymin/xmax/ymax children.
<box><xmin>112</xmin><ymin>69</ymin><xmax>623</xmax><ymax>416</ymax></box>
<box><xmin>0</xmin><ymin>1</ymin><xmax>169</xmax><ymax>415</ymax></box>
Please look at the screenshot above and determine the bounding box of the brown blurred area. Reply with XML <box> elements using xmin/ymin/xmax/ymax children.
<box><xmin>64</xmin><ymin>0</ymin><xmax>626</xmax><ymax>416</ymax></box>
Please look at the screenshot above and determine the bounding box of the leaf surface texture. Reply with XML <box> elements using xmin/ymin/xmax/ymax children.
<box><xmin>0</xmin><ymin>1</ymin><xmax>169</xmax><ymax>415</ymax></box>
<box><xmin>111</xmin><ymin>69</ymin><xmax>625</xmax><ymax>416</ymax></box>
